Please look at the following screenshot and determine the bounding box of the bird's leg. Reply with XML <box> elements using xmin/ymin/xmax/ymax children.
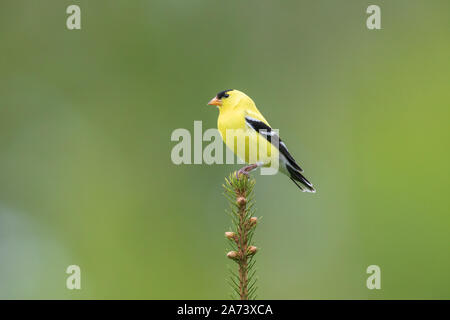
<box><xmin>236</xmin><ymin>163</ymin><xmax>260</xmax><ymax>179</ymax></box>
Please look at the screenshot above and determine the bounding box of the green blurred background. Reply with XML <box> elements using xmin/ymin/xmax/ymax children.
<box><xmin>0</xmin><ymin>1</ymin><xmax>449</xmax><ymax>299</ymax></box>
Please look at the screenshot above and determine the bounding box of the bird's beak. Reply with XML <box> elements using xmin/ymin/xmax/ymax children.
<box><xmin>207</xmin><ymin>96</ymin><xmax>222</xmax><ymax>106</ymax></box>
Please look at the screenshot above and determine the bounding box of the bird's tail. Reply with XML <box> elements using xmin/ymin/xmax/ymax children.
<box><xmin>286</xmin><ymin>165</ymin><xmax>316</xmax><ymax>193</ymax></box>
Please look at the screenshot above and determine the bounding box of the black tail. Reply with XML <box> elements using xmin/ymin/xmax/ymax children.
<box><xmin>286</xmin><ymin>165</ymin><xmax>316</xmax><ymax>193</ymax></box>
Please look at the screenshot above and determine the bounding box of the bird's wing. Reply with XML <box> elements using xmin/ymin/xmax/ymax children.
<box><xmin>244</xmin><ymin>108</ymin><xmax>271</xmax><ymax>127</ymax></box>
<box><xmin>244</xmin><ymin>114</ymin><xmax>303</xmax><ymax>172</ymax></box>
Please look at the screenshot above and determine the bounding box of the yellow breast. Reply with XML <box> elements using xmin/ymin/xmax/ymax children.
<box><xmin>218</xmin><ymin>109</ymin><xmax>245</xmax><ymax>140</ymax></box>
<box><xmin>217</xmin><ymin>109</ymin><xmax>277</xmax><ymax>164</ymax></box>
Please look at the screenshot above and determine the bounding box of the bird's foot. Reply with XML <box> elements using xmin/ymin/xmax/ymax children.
<box><xmin>236</xmin><ymin>164</ymin><xmax>259</xmax><ymax>179</ymax></box>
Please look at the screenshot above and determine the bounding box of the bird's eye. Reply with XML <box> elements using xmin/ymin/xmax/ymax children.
<box><xmin>217</xmin><ymin>89</ymin><xmax>232</xmax><ymax>99</ymax></box>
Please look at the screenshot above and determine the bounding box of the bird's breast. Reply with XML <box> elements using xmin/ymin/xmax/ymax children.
<box><xmin>217</xmin><ymin>110</ymin><xmax>278</xmax><ymax>165</ymax></box>
<box><xmin>217</xmin><ymin>110</ymin><xmax>246</xmax><ymax>143</ymax></box>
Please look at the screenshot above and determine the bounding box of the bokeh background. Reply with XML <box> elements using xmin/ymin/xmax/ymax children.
<box><xmin>0</xmin><ymin>0</ymin><xmax>449</xmax><ymax>299</ymax></box>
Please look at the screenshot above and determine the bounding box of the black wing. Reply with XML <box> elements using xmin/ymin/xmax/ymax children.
<box><xmin>244</xmin><ymin>116</ymin><xmax>303</xmax><ymax>172</ymax></box>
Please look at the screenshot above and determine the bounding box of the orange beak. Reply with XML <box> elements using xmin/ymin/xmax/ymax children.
<box><xmin>207</xmin><ymin>96</ymin><xmax>222</xmax><ymax>106</ymax></box>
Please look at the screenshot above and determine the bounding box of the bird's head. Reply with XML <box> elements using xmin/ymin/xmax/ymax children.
<box><xmin>207</xmin><ymin>89</ymin><xmax>253</xmax><ymax>111</ymax></box>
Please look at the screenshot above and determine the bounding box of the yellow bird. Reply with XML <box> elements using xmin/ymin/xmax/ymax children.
<box><xmin>208</xmin><ymin>89</ymin><xmax>315</xmax><ymax>193</ymax></box>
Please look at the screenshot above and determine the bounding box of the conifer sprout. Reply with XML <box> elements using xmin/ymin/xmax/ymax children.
<box><xmin>223</xmin><ymin>172</ymin><xmax>259</xmax><ymax>300</ymax></box>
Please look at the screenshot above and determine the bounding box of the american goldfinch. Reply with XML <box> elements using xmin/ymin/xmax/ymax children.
<box><xmin>208</xmin><ymin>89</ymin><xmax>316</xmax><ymax>193</ymax></box>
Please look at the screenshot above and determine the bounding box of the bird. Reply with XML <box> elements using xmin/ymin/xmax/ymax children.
<box><xmin>208</xmin><ymin>89</ymin><xmax>316</xmax><ymax>193</ymax></box>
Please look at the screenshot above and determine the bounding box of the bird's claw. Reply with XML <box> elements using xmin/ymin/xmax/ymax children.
<box><xmin>236</xmin><ymin>169</ymin><xmax>250</xmax><ymax>180</ymax></box>
<box><xmin>236</xmin><ymin>164</ymin><xmax>259</xmax><ymax>180</ymax></box>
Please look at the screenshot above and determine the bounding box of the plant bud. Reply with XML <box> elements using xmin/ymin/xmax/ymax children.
<box><xmin>225</xmin><ymin>232</ymin><xmax>236</xmax><ymax>240</ymax></box>
<box><xmin>237</xmin><ymin>196</ymin><xmax>247</xmax><ymax>206</ymax></box>
<box><xmin>227</xmin><ymin>251</ymin><xmax>239</xmax><ymax>259</ymax></box>
<box><xmin>249</xmin><ymin>217</ymin><xmax>258</xmax><ymax>225</ymax></box>
<box><xmin>247</xmin><ymin>246</ymin><xmax>258</xmax><ymax>255</ymax></box>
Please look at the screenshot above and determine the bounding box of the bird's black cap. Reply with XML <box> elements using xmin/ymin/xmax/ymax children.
<box><xmin>217</xmin><ymin>89</ymin><xmax>233</xmax><ymax>99</ymax></box>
